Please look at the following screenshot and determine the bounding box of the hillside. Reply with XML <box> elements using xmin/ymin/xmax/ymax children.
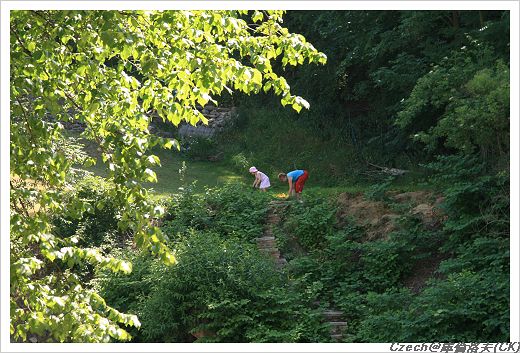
<box><xmin>83</xmin><ymin>175</ymin><xmax>507</xmax><ymax>342</ymax></box>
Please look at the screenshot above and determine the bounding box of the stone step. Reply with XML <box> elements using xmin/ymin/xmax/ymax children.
<box><xmin>331</xmin><ymin>328</ymin><xmax>346</xmax><ymax>336</ymax></box>
<box><xmin>257</xmin><ymin>243</ymin><xmax>277</xmax><ymax>249</ymax></box>
<box><xmin>259</xmin><ymin>248</ymin><xmax>280</xmax><ymax>254</ymax></box>
<box><xmin>330</xmin><ymin>334</ymin><xmax>343</xmax><ymax>341</ymax></box>
<box><xmin>328</xmin><ymin>322</ymin><xmax>348</xmax><ymax>336</ymax></box>
<box><xmin>259</xmin><ymin>247</ymin><xmax>280</xmax><ymax>253</ymax></box>
<box><xmin>257</xmin><ymin>244</ymin><xmax>278</xmax><ymax>249</ymax></box>
<box><xmin>275</xmin><ymin>258</ymin><xmax>287</xmax><ymax>268</ymax></box>
<box><xmin>257</xmin><ymin>239</ymin><xmax>276</xmax><ymax>244</ymax></box>
<box><xmin>256</xmin><ymin>236</ymin><xmax>275</xmax><ymax>241</ymax></box>
<box><xmin>257</xmin><ymin>243</ymin><xmax>278</xmax><ymax>248</ymax></box>
<box><xmin>258</xmin><ymin>245</ymin><xmax>277</xmax><ymax>249</ymax></box>
<box><xmin>258</xmin><ymin>243</ymin><xmax>276</xmax><ymax>248</ymax></box>
<box><xmin>258</xmin><ymin>245</ymin><xmax>278</xmax><ymax>250</ymax></box>
<box><xmin>322</xmin><ymin>310</ymin><xmax>344</xmax><ymax>320</ymax></box>
<box><xmin>328</xmin><ymin>321</ymin><xmax>348</xmax><ymax>327</ymax></box>
<box><xmin>258</xmin><ymin>248</ymin><xmax>280</xmax><ymax>254</ymax></box>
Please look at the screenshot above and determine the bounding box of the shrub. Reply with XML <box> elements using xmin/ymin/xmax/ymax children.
<box><xmin>99</xmin><ymin>230</ymin><xmax>328</xmax><ymax>342</ymax></box>
<box><xmin>283</xmin><ymin>197</ymin><xmax>337</xmax><ymax>251</ymax></box>
<box><xmin>162</xmin><ymin>182</ymin><xmax>269</xmax><ymax>242</ymax></box>
<box><xmin>204</xmin><ymin>183</ymin><xmax>270</xmax><ymax>241</ymax></box>
<box><xmin>162</xmin><ymin>182</ymin><xmax>213</xmax><ymax>236</ymax></box>
<box><xmin>354</xmin><ymin>270</ymin><xmax>509</xmax><ymax>343</ymax></box>
<box><xmin>52</xmin><ymin>176</ymin><xmax>122</xmax><ymax>248</ymax></box>
<box><xmin>424</xmin><ymin>154</ymin><xmax>509</xmax><ymax>248</ymax></box>
<box><xmin>230</xmin><ymin>151</ymin><xmax>253</xmax><ymax>173</ymax></box>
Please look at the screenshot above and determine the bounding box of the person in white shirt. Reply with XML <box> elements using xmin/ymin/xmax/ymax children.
<box><xmin>249</xmin><ymin>166</ymin><xmax>271</xmax><ymax>192</ymax></box>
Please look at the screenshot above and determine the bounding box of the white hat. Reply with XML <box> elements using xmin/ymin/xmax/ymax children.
<box><xmin>249</xmin><ymin>166</ymin><xmax>258</xmax><ymax>173</ymax></box>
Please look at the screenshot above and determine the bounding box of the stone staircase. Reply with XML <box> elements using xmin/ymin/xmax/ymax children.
<box><xmin>255</xmin><ymin>201</ymin><xmax>287</xmax><ymax>268</ymax></box>
<box><xmin>255</xmin><ymin>200</ymin><xmax>349</xmax><ymax>341</ymax></box>
<box><xmin>322</xmin><ymin>310</ymin><xmax>348</xmax><ymax>341</ymax></box>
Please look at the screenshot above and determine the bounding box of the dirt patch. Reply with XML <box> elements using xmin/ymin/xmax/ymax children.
<box><xmin>390</xmin><ymin>190</ymin><xmax>434</xmax><ymax>204</ymax></box>
<box><xmin>391</xmin><ymin>191</ymin><xmax>446</xmax><ymax>227</ymax></box>
<box><xmin>336</xmin><ymin>193</ymin><xmax>399</xmax><ymax>240</ymax></box>
<box><xmin>336</xmin><ymin>191</ymin><xmax>446</xmax><ymax>240</ymax></box>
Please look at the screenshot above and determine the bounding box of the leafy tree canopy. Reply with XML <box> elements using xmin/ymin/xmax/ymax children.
<box><xmin>10</xmin><ymin>9</ymin><xmax>326</xmax><ymax>342</ymax></box>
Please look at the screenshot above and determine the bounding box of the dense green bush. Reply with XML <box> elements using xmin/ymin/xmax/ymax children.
<box><xmin>205</xmin><ymin>183</ymin><xmax>271</xmax><ymax>241</ymax></box>
<box><xmin>161</xmin><ymin>182</ymin><xmax>213</xmax><ymax>235</ymax></box>
<box><xmin>163</xmin><ymin>182</ymin><xmax>270</xmax><ymax>241</ymax></box>
<box><xmin>398</xmin><ymin>49</ymin><xmax>509</xmax><ymax>162</ymax></box>
<box><xmin>98</xmin><ymin>230</ymin><xmax>328</xmax><ymax>342</ymax></box>
<box><xmin>52</xmin><ymin>176</ymin><xmax>123</xmax><ymax>248</ymax></box>
<box><xmin>289</xmin><ymin>226</ymin><xmax>414</xmax><ymax>299</ymax></box>
<box><xmin>355</xmin><ymin>269</ymin><xmax>508</xmax><ymax>342</ymax></box>
<box><xmin>424</xmin><ymin>154</ymin><xmax>509</xmax><ymax>247</ymax></box>
<box><xmin>283</xmin><ymin>196</ymin><xmax>338</xmax><ymax>251</ymax></box>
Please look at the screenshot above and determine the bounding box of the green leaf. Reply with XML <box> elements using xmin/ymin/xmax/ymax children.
<box><xmin>121</xmin><ymin>46</ymin><xmax>132</xmax><ymax>60</ymax></box>
<box><xmin>119</xmin><ymin>261</ymin><xmax>132</xmax><ymax>274</ymax></box>
<box><xmin>252</xmin><ymin>11</ymin><xmax>264</xmax><ymax>23</ymax></box>
<box><xmin>144</xmin><ymin>168</ymin><xmax>157</xmax><ymax>182</ymax></box>
<box><xmin>167</xmin><ymin>111</ymin><xmax>181</xmax><ymax>126</ymax></box>
<box><xmin>292</xmin><ymin>103</ymin><xmax>302</xmax><ymax>113</ymax></box>
<box><xmin>263</xmin><ymin>81</ymin><xmax>272</xmax><ymax>93</ymax></box>
<box><xmin>39</xmin><ymin>71</ymin><xmax>49</xmax><ymax>80</ymax></box>
<box><xmin>164</xmin><ymin>139</ymin><xmax>180</xmax><ymax>151</ymax></box>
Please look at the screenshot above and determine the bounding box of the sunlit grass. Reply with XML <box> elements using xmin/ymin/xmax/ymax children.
<box><xmin>83</xmin><ymin>143</ymin><xmax>249</xmax><ymax>196</ymax></box>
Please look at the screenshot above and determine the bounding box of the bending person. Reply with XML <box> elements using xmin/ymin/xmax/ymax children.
<box><xmin>278</xmin><ymin>169</ymin><xmax>309</xmax><ymax>201</ymax></box>
<box><xmin>249</xmin><ymin>166</ymin><xmax>271</xmax><ymax>192</ymax></box>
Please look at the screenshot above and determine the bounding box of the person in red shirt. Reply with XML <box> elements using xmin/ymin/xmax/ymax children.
<box><xmin>278</xmin><ymin>169</ymin><xmax>309</xmax><ymax>201</ymax></box>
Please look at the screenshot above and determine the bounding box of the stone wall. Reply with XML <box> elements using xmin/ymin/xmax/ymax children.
<box><xmin>61</xmin><ymin>104</ymin><xmax>237</xmax><ymax>139</ymax></box>
<box><xmin>199</xmin><ymin>104</ymin><xmax>236</xmax><ymax>130</ymax></box>
<box><xmin>151</xmin><ymin>104</ymin><xmax>237</xmax><ymax>139</ymax></box>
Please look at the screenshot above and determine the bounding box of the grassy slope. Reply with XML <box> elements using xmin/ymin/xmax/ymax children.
<box><xmin>87</xmin><ymin>147</ymin><xmax>248</xmax><ymax>195</ymax></box>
